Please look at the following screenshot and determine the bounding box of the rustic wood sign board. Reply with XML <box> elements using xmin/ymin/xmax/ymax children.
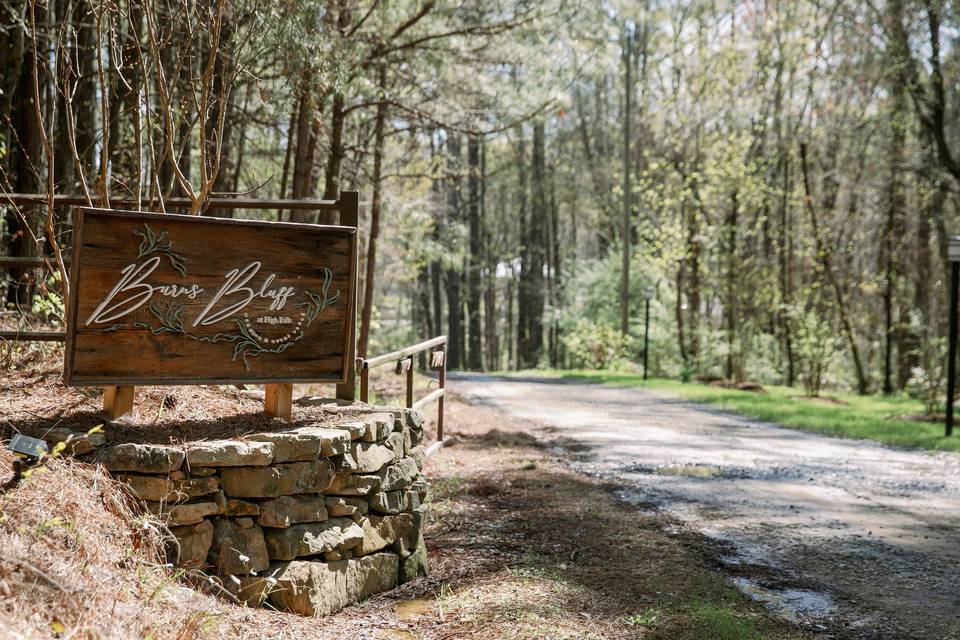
<box><xmin>65</xmin><ymin>208</ymin><xmax>357</xmax><ymax>386</ymax></box>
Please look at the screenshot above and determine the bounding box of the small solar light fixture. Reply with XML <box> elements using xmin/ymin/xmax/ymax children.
<box><xmin>642</xmin><ymin>287</ymin><xmax>654</xmax><ymax>381</ymax></box>
<box><xmin>8</xmin><ymin>434</ymin><xmax>48</xmax><ymax>459</ymax></box>
<box><xmin>4</xmin><ymin>434</ymin><xmax>48</xmax><ymax>490</ymax></box>
<box><xmin>946</xmin><ymin>237</ymin><xmax>960</xmax><ymax>436</ymax></box>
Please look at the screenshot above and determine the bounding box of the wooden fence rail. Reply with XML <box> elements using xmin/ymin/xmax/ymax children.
<box><xmin>1</xmin><ymin>194</ymin><xmax>344</xmax><ymax>212</ymax></box>
<box><xmin>358</xmin><ymin>336</ymin><xmax>447</xmax><ymax>440</ymax></box>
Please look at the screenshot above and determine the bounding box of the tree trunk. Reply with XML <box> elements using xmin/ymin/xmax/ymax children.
<box><xmin>444</xmin><ymin>133</ymin><xmax>464</xmax><ymax>369</ymax></box>
<box><xmin>321</xmin><ymin>91</ymin><xmax>345</xmax><ymax>223</ymax></box>
<box><xmin>799</xmin><ymin>143</ymin><xmax>869</xmax><ymax>394</ymax></box>
<box><xmin>4</xmin><ymin>1</ymin><xmax>45</xmax><ymax>305</ymax></box>
<box><xmin>686</xmin><ymin>187</ymin><xmax>702</xmax><ymax>364</ymax></box>
<box><xmin>515</xmin><ymin>124</ymin><xmax>531</xmax><ymax>365</ymax></box>
<box><xmin>726</xmin><ymin>189</ymin><xmax>739</xmax><ymax>381</ymax></box>
<box><xmin>778</xmin><ymin>151</ymin><xmax>796</xmax><ymax>386</ymax></box>
<box><xmin>205</xmin><ymin>7</ymin><xmax>238</xmax><ymax>217</ymax></box>
<box><xmin>620</xmin><ymin>27</ymin><xmax>633</xmax><ymax>335</ymax></box>
<box><xmin>466</xmin><ymin>135</ymin><xmax>483</xmax><ymax>370</ymax></box>
<box><xmin>483</xmin><ymin>139</ymin><xmax>499</xmax><ymax>371</ymax></box>
<box><xmin>290</xmin><ymin>80</ymin><xmax>320</xmax><ymax>222</ymax></box>
<box><xmin>547</xmin><ymin>153</ymin><xmax>561</xmax><ymax>367</ymax></box>
<box><xmin>518</xmin><ymin>120</ymin><xmax>547</xmax><ymax>368</ymax></box>
<box><xmin>358</xmin><ymin>63</ymin><xmax>387</xmax><ymax>359</ymax></box>
<box><xmin>74</xmin><ymin>0</ymin><xmax>98</xmax><ymax>186</ymax></box>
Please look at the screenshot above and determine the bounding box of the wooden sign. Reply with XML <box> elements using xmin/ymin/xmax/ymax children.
<box><xmin>65</xmin><ymin>208</ymin><xmax>357</xmax><ymax>386</ymax></box>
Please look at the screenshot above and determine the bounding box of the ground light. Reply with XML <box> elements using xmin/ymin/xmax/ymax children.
<box><xmin>643</xmin><ymin>286</ymin><xmax>654</xmax><ymax>380</ymax></box>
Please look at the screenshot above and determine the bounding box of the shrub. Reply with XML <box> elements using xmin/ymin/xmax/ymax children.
<box><xmin>793</xmin><ymin>307</ymin><xmax>840</xmax><ymax>397</ymax></box>
<box><xmin>562</xmin><ymin>319</ymin><xmax>633</xmax><ymax>369</ymax></box>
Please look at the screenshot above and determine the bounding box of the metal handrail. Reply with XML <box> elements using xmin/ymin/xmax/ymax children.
<box><xmin>358</xmin><ymin>335</ymin><xmax>447</xmax><ymax>439</ymax></box>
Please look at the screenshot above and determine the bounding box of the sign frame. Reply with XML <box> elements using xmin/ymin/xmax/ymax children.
<box><xmin>64</xmin><ymin>207</ymin><xmax>359</xmax><ymax>388</ymax></box>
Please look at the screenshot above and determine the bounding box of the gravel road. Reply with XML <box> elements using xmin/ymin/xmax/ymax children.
<box><xmin>451</xmin><ymin>373</ymin><xmax>960</xmax><ymax>639</ymax></box>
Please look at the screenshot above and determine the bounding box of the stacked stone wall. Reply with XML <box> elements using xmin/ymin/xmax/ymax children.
<box><xmin>62</xmin><ymin>405</ymin><xmax>430</xmax><ymax>617</ymax></box>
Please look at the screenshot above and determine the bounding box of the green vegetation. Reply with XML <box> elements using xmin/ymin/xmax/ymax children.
<box><xmin>517</xmin><ymin>370</ymin><xmax>960</xmax><ymax>452</ymax></box>
<box><xmin>683</xmin><ymin>602</ymin><xmax>763</xmax><ymax>640</ymax></box>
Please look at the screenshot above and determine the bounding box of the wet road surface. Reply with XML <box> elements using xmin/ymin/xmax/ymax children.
<box><xmin>451</xmin><ymin>373</ymin><xmax>960</xmax><ymax>639</ymax></box>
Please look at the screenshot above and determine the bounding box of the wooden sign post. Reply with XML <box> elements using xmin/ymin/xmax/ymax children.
<box><xmin>65</xmin><ymin>207</ymin><xmax>358</xmax><ymax>420</ymax></box>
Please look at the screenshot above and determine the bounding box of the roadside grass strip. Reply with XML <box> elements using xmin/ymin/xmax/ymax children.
<box><xmin>513</xmin><ymin>370</ymin><xmax>960</xmax><ymax>452</ymax></box>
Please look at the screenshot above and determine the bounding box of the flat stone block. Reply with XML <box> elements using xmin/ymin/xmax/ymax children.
<box><xmin>118</xmin><ymin>474</ymin><xmax>175</xmax><ymax>502</ymax></box>
<box><xmin>409</xmin><ymin>445</ymin><xmax>426</xmax><ymax>469</ymax></box>
<box><xmin>263</xmin><ymin>518</ymin><xmax>364</xmax><ymax>561</ymax></box>
<box><xmin>405</xmin><ymin>409</ymin><xmax>425</xmax><ymax>429</ymax></box>
<box><xmin>146</xmin><ymin>501</ymin><xmax>219</xmax><ymax>526</ymax></box>
<box><xmin>380</xmin><ymin>457</ymin><xmax>420</xmax><ymax>492</ymax></box>
<box><xmin>98</xmin><ymin>443</ymin><xmax>184</xmax><ymax>474</ymax></box>
<box><xmin>185</xmin><ymin>440</ymin><xmax>274</xmax><ymax>467</ymax></box>
<box><xmin>220</xmin><ymin>495</ymin><xmax>260</xmax><ymax>517</ymax></box>
<box><xmin>369</xmin><ymin>490</ymin><xmax>405</xmax><ymax>515</ymax></box>
<box><xmin>360</xmin><ymin>414</ymin><xmax>394</xmax><ymax>442</ymax></box>
<box><xmin>211</xmin><ymin>518</ymin><xmax>270</xmax><ymax>574</ymax></box>
<box><xmin>268</xmin><ymin>552</ymin><xmax>399</xmax><ymax>616</ymax></box>
<box><xmin>399</xmin><ymin>533</ymin><xmax>429</xmax><ymax>584</ymax></box>
<box><xmin>258</xmin><ymin>495</ymin><xmax>328</xmax><ymax>528</ymax></box>
<box><xmin>220</xmin><ymin>459</ymin><xmax>334</xmax><ymax>498</ymax></box>
<box><xmin>333</xmin><ymin>420</ymin><xmax>367</xmax><ymax>440</ymax></box>
<box><xmin>170</xmin><ymin>520</ymin><xmax>213</xmax><ymax>567</ymax></box>
<box><xmin>354</xmin><ymin>513</ymin><xmax>413</xmax><ymax>556</ymax></box>
<box><xmin>349</xmin><ymin>441</ymin><xmax>395</xmax><ymax>474</ymax></box>
<box><xmin>324</xmin><ymin>496</ymin><xmax>368</xmax><ymax>517</ymax></box>
<box><xmin>248</xmin><ymin>431</ymin><xmax>321</xmax><ymax>463</ymax></box>
<box><xmin>326</xmin><ymin>473</ymin><xmax>381</xmax><ymax>496</ymax></box>
<box><xmin>296</xmin><ymin>426</ymin><xmax>352</xmax><ymax>456</ymax></box>
<box><xmin>385</xmin><ymin>432</ymin><xmax>405</xmax><ymax>462</ymax></box>
<box><xmin>175</xmin><ymin>476</ymin><xmax>220</xmax><ymax>499</ymax></box>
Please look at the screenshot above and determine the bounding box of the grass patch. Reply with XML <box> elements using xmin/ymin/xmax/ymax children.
<box><xmin>681</xmin><ymin>602</ymin><xmax>763</xmax><ymax>640</ymax></box>
<box><xmin>510</xmin><ymin>370</ymin><xmax>960</xmax><ymax>452</ymax></box>
<box><xmin>626</xmin><ymin>607</ymin><xmax>661</xmax><ymax>626</ymax></box>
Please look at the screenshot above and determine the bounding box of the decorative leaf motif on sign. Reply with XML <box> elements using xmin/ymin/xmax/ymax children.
<box><xmin>296</xmin><ymin>268</ymin><xmax>341</xmax><ymax>326</ymax></box>
<box><xmin>125</xmin><ymin>227</ymin><xmax>339</xmax><ymax>370</ymax></box>
<box><xmin>133</xmin><ymin>300</ymin><xmax>298</xmax><ymax>371</ymax></box>
<box><xmin>133</xmin><ymin>223</ymin><xmax>187</xmax><ymax>276</ymax></box>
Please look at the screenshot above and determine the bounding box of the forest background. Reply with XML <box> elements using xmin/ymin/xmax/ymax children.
<box><xmin>2</xmin><ymin>0</ymin><xmax>959</xmax><ymax>404</ymax></box>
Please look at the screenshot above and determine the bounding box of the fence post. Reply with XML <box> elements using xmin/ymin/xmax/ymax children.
<box><xmin>264</xmin><ymin>383</ymin><xmax>293</xmax><ymax>420</ymax></box>
<box><xmin>437</xmin><ymin>346</ymin><xmax>446</xmax><ymax>440</ymax></box>
<box><xmin>406</xmin><ymin>358</ymin><xmax>414</xmax><ymax>408</ymax></box>
<box><xmin>103</xmin><ymin>385</ymin><xmax>135</xmax><ymax>419</ymax></box>
<box><xmin>359</xmin><ymin>359</ymin><xmax>369</xmax><ymax>403</ymax></box>
<box><xmin>336</xmin><ymin>191</ymin><xmax>360</xmax><ymax>402</ymax></box>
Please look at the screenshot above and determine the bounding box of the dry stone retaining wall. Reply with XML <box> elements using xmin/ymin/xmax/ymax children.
<box><xmin>64</xmin><ymin>405</ymin><xmax>430</xmax><ymax>617</ymax></box>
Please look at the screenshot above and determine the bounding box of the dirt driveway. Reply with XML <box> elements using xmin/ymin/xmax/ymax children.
<box><xmin>451</xmin><ymin>373</ymin><xmax>960</xmax><ymax>640</ymax></box>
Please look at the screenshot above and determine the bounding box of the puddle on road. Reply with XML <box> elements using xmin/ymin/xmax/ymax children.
<box><xmin>732</xmin><ymin>577</ymin><xmax>836</xmax><ymax>624</ymax></box>
<box><xmin>392</xmin><ymin>597</ymin><xmax>435</xmax><ymax>621</ymax></box>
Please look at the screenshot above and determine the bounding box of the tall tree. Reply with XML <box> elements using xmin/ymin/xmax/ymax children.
<box><xmin>466</xmin><ymin>134</ymin><xmax>483</xmax><ymax>370</ymax></box>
